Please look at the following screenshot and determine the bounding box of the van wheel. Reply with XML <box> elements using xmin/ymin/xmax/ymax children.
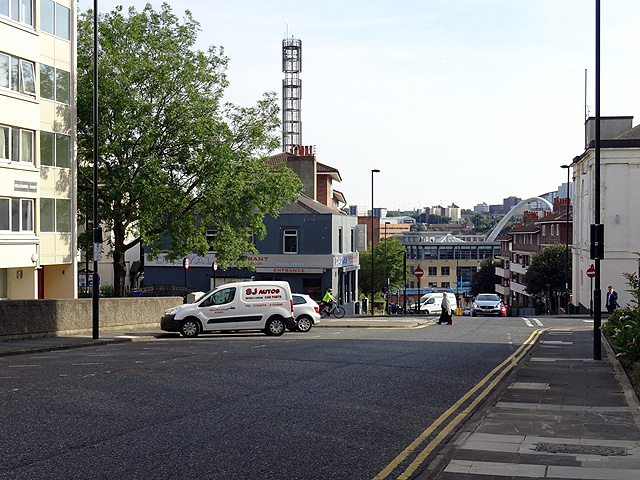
<box><xmin>296</xmin><ymin>316</ymin><xmax>313</xmax><ymax>333</ymax></box>
<box><xmin>181</xmin><ymin>318</ymin><xmax>200</xmax><ymax>338</ymax></box>
<box><xmin>265</xmin><ymin>317</ymin><xmax>286</xmax><ymax>336</ymax></box>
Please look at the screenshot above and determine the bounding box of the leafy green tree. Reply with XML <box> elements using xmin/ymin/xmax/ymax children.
<box><xmin>359</xmin><ymin>237</ymin><xmax>408</xmax><ymax>298</ymax></box>
<box><xmin>470</xmin><ymin>257</ymin><xmax>498</xmax><ymax>296</ymax></box>
<box><xmin>521</xmin><ymin>243</ymin><xmax>569</xmax><ymax>312</ymax></box>
<box><xmin>77</xmin><ymin>4</ymin><xmax>302</xmax><ymax>296</ymax></box>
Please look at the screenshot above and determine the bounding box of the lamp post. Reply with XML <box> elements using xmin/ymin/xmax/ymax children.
<box><xmin>371</xmin><ymin>169</ymin><xmax>380</xmax><ymax>315</ymax></box>
<box><xmin>92</xmin><ymin>0</ymin><xmax>100</xmax><ymax>340</ymax></box>
<box><xmin>593</xmin><ymin>0</ymin><xmax>602</xmax><ymax>360</ymax></box>
<box><xmin>384</xmin><ymin>221</ymin><xmax>390</xmax><ymax>314</ymax></box>
<box><xmin>561</xmin><ymin>164</ymin><xmax>571</xmax><ymax>316</ymax></box>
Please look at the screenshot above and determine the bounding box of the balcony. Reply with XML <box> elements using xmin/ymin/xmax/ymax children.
<box><xmin>495</xmin><ymin>284</ymin><xmax>510</xmax><ymax>296</ymax></box>
<box><xmin>495</xmin><ymin>266</ymin><xmax>509</xmax><ymax>278</ymax></box>
<box><xmin>510</xmin><ymin>281</ymin><xmax>529</xmax><ymax>296</ymax></box>
<box><xmin>510</xmin><ymin>263</ymin><xmax>528</xmax><ymax>274</ymax></box>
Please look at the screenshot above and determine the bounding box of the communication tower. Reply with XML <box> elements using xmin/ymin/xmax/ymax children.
<box><xmin>282</xmin><ymin>37</ymin><xmax>302</xmax><ymax>152</ymax></box>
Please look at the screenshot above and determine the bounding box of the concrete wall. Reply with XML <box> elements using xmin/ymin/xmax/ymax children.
<box><xmin>0</xmin><ymin>297</ymin><xmax>183</xmax><ymax>339</ymax></box>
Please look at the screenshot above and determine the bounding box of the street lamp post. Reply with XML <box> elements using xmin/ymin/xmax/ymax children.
<box><xmin>561</xmin><ymin>164</ymin><xmax>571</xmax><ymax>316</ymax></box>
<box><xmin>371</xmin><ymin>169</ymin><xmax>380</xmax><ymax>315</ymax></box>
<box><xmin>384</xmin><ymin>221</ymin><xmax>390</xmax><ymax>314</ymax></box>
<box><xmin>92</xmin><ymin>0</ymin><xmax>100</xmax><ymax>340</ymax></box>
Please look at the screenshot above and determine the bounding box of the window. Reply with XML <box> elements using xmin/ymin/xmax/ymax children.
<box><xmin>428</xmin><ymin>282</ymin><xmax>438</xmax><ymax>288</ymax></box>
<box><xmin>39</xmin><ymin>197</ymin><xmax>70</xmax><ymax>233</ymax></box>
<box><xmin>0</xmin><ymin>197</ymin><xmax>33</xmax><ymax>232</ymax></box>
<box><xmin>40</xmin><ymin>131</ymin><xmax>70</xmax><ymax>168</ymax></box>
<box><xmin>201</xmin><ymin>287</ymin><xmax>235</xmax><ymax>307</ymax></box>
<box><xmin>428</xmin><ymin>267</ymin><xmax>437</xmax><ymax>276</ymax></box>
<box><xmin>338</xmin><ymin>227</ymin><xmax>343</xmax><ymax>253</ymax></box>
<box><xmin>441</xmin><ymin>266</ymin><xmax>450</xmax><ymax>276</ymax></box>
<box><xmin>0</xmin><ymin>125</ymin><xmax>34</xmax><ymax>164</ymax></box>
<box><xmin>39</xmin><ymin>64</ymin><xmax>70</xmax><ymax>104</ymax></box>
<box><xmin>283</xmin><ymin>229</ymin><xmax>297</xmax><ymax>254</ymax></box>
<box><xmin>0</xmin><ymin>54</ymin><xmax>36</xmax><ymax>96</ymax></box>
<box><xmin>441</xmin><ymin>282</ymin><xmax>450</xmax><ymax>288</ymax></box>
<box><xmin>542</xmin><ymin>225</ymin><xmax>546</xmax><ymax>236</ymax></box>
<box><xmin>350</xmin><ymin>228</ymin><xmax>354</xmax><ymax>252</ymax></box>
<box><xmin>40</xmin><ymin>0</ymin><xmax>69</xmax><ymax>40</ymax></box>
<box><xmin>551</xmin><ymin>225</ymin><xmax>555</xmax><ymax>236</ymax></box>
<box><xmin>0</xmin><ymin>0</ymin><xmax>33</xmax><ymax>26</ymax></box>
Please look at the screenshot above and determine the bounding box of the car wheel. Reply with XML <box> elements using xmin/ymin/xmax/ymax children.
<box><xmin>265</xmin><ymin>317</ymin><xmax>286</xmax><ymax>336</ymax></box>
<box><xmin>472</xmin><ymin>311</ymin><xmax>477</xmax><ymax>317</ymax></box>
<box><xmin>180</xmin><ymin>318</ymin><xmax>200</xmax><ymax>338</ymax></box>
<box><xmin>296</xmin><ymin>316</ymin><xmax>313</xmax><ymax>333</ymax></box>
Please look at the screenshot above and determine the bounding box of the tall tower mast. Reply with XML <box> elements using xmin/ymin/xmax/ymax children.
<box><xmin>282</xmin><ymin>37</ymin><xmax>302</xmax><ymax>152</ymax></box>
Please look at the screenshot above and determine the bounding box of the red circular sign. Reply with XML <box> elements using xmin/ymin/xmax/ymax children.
<box><xmin>586</xmin><ymin>267</ymin><xmax>595</xmax><ymax>278</ymax></box>
<box><xmin>414</xmin><ymin>267</ymin><xmax>424</xmax><ymax>278</ymax></box>
<box><xmin>213</xmin><ymin>261</ymin><xmax>218</xmax><ymax>271</ymax></box>
<box><xmin>183</xmin><ymin>258</ymin><xmax>190</xmax><ymax>269</ymax></box>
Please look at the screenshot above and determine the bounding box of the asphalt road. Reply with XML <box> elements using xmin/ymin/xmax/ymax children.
<box><xmin>0</xmin><ymin>315</ymin><xmax>593</xmax><ymax>480</ymax></box>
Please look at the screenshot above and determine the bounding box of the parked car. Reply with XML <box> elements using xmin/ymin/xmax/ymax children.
<box><xmin>161</xmin><ymin>281</ymin><xmax>295</xmax><ymax>337</ymax></box>
<box><xmin>472</xmin><ymin>294</ymin><xmax>506</xmax><ymax>317</ymax></box>
<box><xmin>418</xmin><ymin>293</ymin><xmax>458</xmax><ymax>314</ymax></box>
<box><xmin>462</xmin><ymin>307</ymin><xmax>472</xmax><ymax>316</ymax></box>
<box><xmin>291</xmin><ymin>294</ymin><xmax>321</xmax><ymax>332</ymax></box>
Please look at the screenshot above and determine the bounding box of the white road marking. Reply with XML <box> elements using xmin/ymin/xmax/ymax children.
<box><xmin>523</xmin><ymin>318</ymin><xmax>534</xmax><ymax>327</ymax></box>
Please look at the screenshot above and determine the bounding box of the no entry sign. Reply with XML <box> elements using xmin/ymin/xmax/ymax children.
<box><xmin>586</xmin><ymin>267</ymin><xmax>595</xmax><ymax>278</ymax></box>
<box><xmin>414</xmin><ymin>267</ymin><xmax>424</xmax><ymax>278</ymax></box>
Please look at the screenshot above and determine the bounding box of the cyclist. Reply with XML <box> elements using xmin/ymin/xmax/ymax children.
<box><xmin>320</xmin><ymin>288</ymin><xmax>335</xmax><ymax>314</ymax></box>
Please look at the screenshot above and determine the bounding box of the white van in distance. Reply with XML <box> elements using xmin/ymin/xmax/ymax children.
<box><xmin>161</xmin><ymin>281</ymin><xmax>295</xmax><ymax>337</ymax></box>
<box><xmin>418</xmin><ymin>292</ymin><xmax>458</xmax><ymax>314</ymax></box>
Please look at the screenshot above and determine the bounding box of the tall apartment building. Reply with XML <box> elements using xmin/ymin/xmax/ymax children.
<box><xmin>1</xmin><ymin>0</ymin><xmax>77</xmax><ymax>299</ymax></box>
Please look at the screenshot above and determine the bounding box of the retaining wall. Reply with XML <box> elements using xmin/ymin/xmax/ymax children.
<box><xmin>0</xmin><ymin>297</ymin><xmax>183</xmax><ymax>339</ymax></box>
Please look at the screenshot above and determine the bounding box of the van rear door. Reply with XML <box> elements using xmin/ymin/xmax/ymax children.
<box><xmin>198</xmin><ymin>286</ymin><xmax>238</xmax><ymax>331</ymax></box>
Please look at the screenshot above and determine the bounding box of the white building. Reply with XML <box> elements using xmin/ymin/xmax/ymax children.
<box><xmin>0</xmin><ymin>0</ymin><xmax>77</xmax><ymax>299</ymax></box>
<box><xmin>446</xmin><ymin>204</ymin><xmax>461</xmax><ymax>222</ymax></box>
<box><xmin>572</xmin><ymin>116</ymin><xmax>640</xmax><ymax>312</ymax></box>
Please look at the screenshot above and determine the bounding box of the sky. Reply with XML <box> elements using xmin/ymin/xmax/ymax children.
<box><xmin>80</xmin><ymin>0</ymin><xmax>640</xmax><ymax>212</ymax></box>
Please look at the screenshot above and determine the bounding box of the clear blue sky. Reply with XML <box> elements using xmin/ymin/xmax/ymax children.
<box><xmin>83</xmin><ymin>0</ymin><xmax>640</xmax><ymax>211</ymax></box>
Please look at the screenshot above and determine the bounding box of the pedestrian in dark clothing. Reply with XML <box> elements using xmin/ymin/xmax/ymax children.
<box><xmin>606</xmin><ymin>285</ymin><xmax>619</xmax><ymax>313</ymax></box>
<box><xmin>437</xmin><ymin>292</ymin><xmax>453</xmax><ymax>325</ymax></box>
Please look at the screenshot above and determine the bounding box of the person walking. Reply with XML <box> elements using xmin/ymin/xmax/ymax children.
<box><xmin>606</xmin><ymin>285</ymin><xmax>619</xmax><ymax>314</ymax></box>
<box><xmin>438</xmin><ymin>292</ymin><xmax>453</xmax><ymax>325</ymax></box>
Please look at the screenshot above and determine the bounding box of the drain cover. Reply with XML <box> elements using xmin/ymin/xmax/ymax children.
<box><xmin>535</xmin><ymin>443</ymin><xmax>627</xmax><ymax>456</ymax></box>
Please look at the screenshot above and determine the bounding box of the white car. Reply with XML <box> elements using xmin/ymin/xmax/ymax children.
<box><xmin>472</xmin><ymin>293</ymin><xmax>506</xmax><ymax>317</ymax></box>
<box><xmin>291</xmin><ymin>294</ymin><xmax>321</xmax><ymax>332</ymax></box>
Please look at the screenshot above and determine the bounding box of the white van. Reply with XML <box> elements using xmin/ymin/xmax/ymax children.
<box><xmin>418</xmin><ymin>292</ymin><xmax>458</xmax><ymax>315</ymax></box>
<box><xmin>161</xmin><ymin>281</ymin><xmax>295</xmax><ymax>337</ymax></box>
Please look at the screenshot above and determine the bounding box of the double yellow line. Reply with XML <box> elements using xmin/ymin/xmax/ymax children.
<box><xmin>373</xmin><ymin>328</ymin><xmax>546</xmax><ymax>480</ymax></box>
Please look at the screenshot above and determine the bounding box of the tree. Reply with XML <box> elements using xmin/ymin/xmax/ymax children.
<box><xmin>359</xmin><ymin>237</ymin><xmax>407</xmax><ymax>298</ymax></box>
<box><xmin>521</xmin><ymin>243</ymin><xmax>569</xmax><ymax>312</ymax></box>
<box><xmin>470</xmin><ymin>257</ymin><xmax>498</xmax><ymax>296</ymax></box>
<box><xmin>77</xmin><ymin>4</ymin><xmax>302</xmax><ymax>296</ymax></box>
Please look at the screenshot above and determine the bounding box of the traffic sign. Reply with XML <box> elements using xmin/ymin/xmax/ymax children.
<box><xmin>586</xmin><ymin>267</ymin><xmax>596</xmax><ymax>278</ymax></box>
<box><xmin>183</xmin><ymin>257</ymin><xmax>190</xmax><ymax>270</ymax></box>
<box><xmin>414</xmin><ymin>267</ymin><xmax>424</xmax><ymax>278</ymax></box>
<box><xmin>213</xmin><ymin>261</ymin><xmax>218</xmax><ymax>271</ymax></box>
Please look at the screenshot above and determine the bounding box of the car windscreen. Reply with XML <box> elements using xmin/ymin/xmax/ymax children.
<box><xmin>476</xmin><ymin>294</ymin><xmax>499</xmax><ymax>302</ymax></box>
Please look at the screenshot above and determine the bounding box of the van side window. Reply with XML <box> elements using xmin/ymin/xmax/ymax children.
<box><xmin>202</xmin><ymin>287</ymin><xmax>236</xmax><ymax>307</ymax></box>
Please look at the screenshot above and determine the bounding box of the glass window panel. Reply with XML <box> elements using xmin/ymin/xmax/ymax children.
<box><xmin>40</xmin><ymin>198</ymin><xmax>54</xmax><ymax>232</ymax></box>
<box><xmin>11</xmin><ymin>128</ymin><xmax>19</xmax><ymax>162</ymax></box>
<box><xmin>40</xmin><ymin>0</ymin><xmax>54</xmax><ymax>34</ymax></box>
<box><xmin>55</xmin><ymin>3</ymin><xmax>69</xmax><ymax>40</ymax></box>
<box><xmin>40</xmin><ymin>131</ymin><xmax>54</xmax><ymax>166</ymax></box>
<box><xmin>56</xmin><ymin>198</ymin><xmax>70</xmax><ymax>232</ymax></box>
<box><xmin>55</xmin><ymin>69</ymin><xmax>69</xmax><ymax>103</ymax></box>
<box><xmin>0</xmin><ymin>0</ymin><xmax>9</xmax><ymax>17</ymax></box>
<box><xmin>20</xmin><ymin>0</ymin><xmax>32</xmax><ymax>25</ymax></box>
<box><xmin>39</xmin><ymin>64</ymin><xmax>54</xmax><ymax>100</ymax></box>
<box><xmin>0</xmin><ymin>198</ymin><xmax>9</xmax><ymax>230</ymax></box>
<box><xmin>11</xmin><ymin>198</ymin><xmax>19</xmax><ymax>231</ymax></box>
<box><xmin>0</xmin><ymin>126</ymin><xmax>8</xmax><ymax>160</ymax></box>
<box><xmin>0</xmin><ymin>269</ymin><xmax>6</xmax><ymax>298</ymax></box>
<box><xmin>20</xmin><ymin>60</ymin><xmax>35</xmax><ymax>94</ymax></box>
<box><xmin>0</xmin><ymin>54</ymin><xmax>8</xmax><ymax>89</ymax></box>
<box><xmin>10</xmin><ymin>57</ymin><xmax>19</xmax><ymax>91</ymax></box>
<box><xmin>55</xmin><ymin>134</ymin><xmax>69</xmax><ymax>168</ymax></box>
<box><xmin>21</xmin><ymin>130</ymin><xmax>33</xmax><ymax>163</ymax></box>
<box><xmin>21</xmin><ymin>199</ymin><xmax>33</xmax><ymax>231</ymax></box>
<box><xmin>10</xmin><ymin>0</ymin><xmax>17</xmax><ymax>20</ymax></box>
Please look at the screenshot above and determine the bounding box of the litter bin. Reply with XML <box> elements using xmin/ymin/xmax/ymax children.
<box><xmin>355</xmin><ymin>301</ymin><xmax>360</xmax><ymax>314</ymax></box>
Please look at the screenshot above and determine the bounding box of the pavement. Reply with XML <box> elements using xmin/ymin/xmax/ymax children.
<box><xmin>3</xmin><ymin>315</ymin><xmax>640</xmax><ymax>480</ymax></box>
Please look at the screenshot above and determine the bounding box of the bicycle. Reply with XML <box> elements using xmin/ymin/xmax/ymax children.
<box><xmin>320</xmin><ymin>301</ymin><xmax>345</xmax><ymax>319</ymax></box>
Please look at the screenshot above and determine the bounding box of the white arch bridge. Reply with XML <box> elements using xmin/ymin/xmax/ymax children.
<box><xmin>486</xmin><ymin>197</ymin><xmax>553</xmax><ymax>242</ymax></box>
